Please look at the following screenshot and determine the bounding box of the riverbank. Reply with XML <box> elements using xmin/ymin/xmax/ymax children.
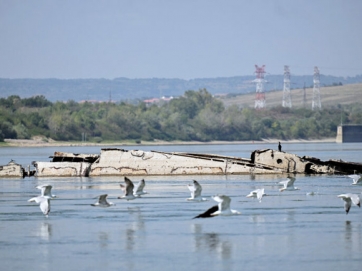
<box><xmin>2</xmin><ymin>137</ymin><xmax>336</xmax><ymax>147</ymax></box>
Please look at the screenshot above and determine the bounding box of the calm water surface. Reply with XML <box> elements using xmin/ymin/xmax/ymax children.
<box><xmin>1</xmin><ymin>142</ymin><xmax>362</xmax><ymax>271</ymax></box>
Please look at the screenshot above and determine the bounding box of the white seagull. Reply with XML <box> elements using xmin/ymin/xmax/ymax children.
<box><xmin>91</xmin><ymin>194</ymin><xmax>114</xmax><ymax>207</ymax></box>
<box><xmin>133</xmin><ymin>179</ymin><xmax>148</xmax><ymax>197</ymax></box>
<box><xmin>187</xmin><ymin>180</ymin><xmax>208</xmax><ymax>202</ymax></box>
<box><xmin>278</xmin><ymin>177</ymin><xmax>299</xmax><ymax>192</ymax></box>
<box><xmin>338</xmin><ymin>193</ymin><xmax>361</xmax><ymax>214</ymax></box>
<box><xmin>28</xmin><ymin>195</ymin><xmax>51</xmax><ymax>217</ymax></box>
<box><xmin>347</xmin><ymin>171</ymin><xmax>362</xmax><ymax>185</ymax></box>
<box><xmin>246</xmin><ymin>188</ymin><xmax>266</xmax><ymax>202</ymax></box>
<box><xmin>28</xmin><ymin>196</ymin><xmax>51</xmax><ymax>217</ymax></box>
<box><xmin>193</xmin><ymin>194</ymin><xmax>240</xmax><ymax>218</ymax></box>
<box><xmin>118</xmin><ymin>177</ymin><xmax>136</xmax><ymax>201</ymax></box>
<box><xmin>36</xmin><ymin>184</ymin><xmax>57</xmax><ymax>199</ymax></box>
<box><xmin>28</xmin><ymin>184</ymin><xmax>56</xmax><ymax>217</ymax></box>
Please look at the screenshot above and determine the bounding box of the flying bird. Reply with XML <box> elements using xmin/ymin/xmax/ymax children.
<box><xmin>193</xmin><ymin>194</ymin><xmax>240</xmax><ymax>218</ymax></box>
<box><xmin>36</xmin><ymin>184</ymin><xmax>56</xmax><ymax>199</ymax></box>
<box><xmin>338</xmin><ymin>193</ymin><xmax>361</xmax><ymax>214</ymax></box>
<box><xmin>28</xmin><ymin>196</ymin><xmax>51</xmax><ymax>217</ymax></box>
<box><xmin>118</xmin><ymin>177</ymin><xmax>136</xmax><ymax>201</ymax></box>
<box><xmin>187</xmin><ymin>180</ymin><xmax>208</xmax><ymax>202</ymax></box>
<box><xmin>246</xmin><ymin>188</ymin><xmax>266</xmax><ymax>202</ymax></box>
<box><xmin>278</xmin><ymin>177</ymin><xmax>299</xmax><ymax>192</ymax></box>
<box><xmin>347</xmin><ymin>171</ymin><xmax>362</xmax><ymax>185</ymax></box>
<box><xmin>28</xmin><ymin>185</ymin><xmax>55</xmax><ymax>217</ymax></box>
<box><xmin>133</xmin><ymin>179</ymin><xmax>148</xmax><ymax>197</ymax></box>
<box><xmin>91</xmin><ymin>194</ymin><xmax>114</xmax><ymax>207</ymax></box>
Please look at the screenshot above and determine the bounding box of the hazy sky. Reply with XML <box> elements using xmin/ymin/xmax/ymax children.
<box><xmin>1</xmin><ymin>0</ymin><xmax>361</xmax><ymax>79</ymax></box>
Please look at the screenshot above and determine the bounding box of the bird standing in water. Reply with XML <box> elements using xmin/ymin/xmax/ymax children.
<box><xmin>278</xmin><ymin>142</ymin><xmax>282</xmax><ymax>152</ymax></box>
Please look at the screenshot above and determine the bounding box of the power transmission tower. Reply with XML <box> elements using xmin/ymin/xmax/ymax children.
<box><xmin>312</xmin><ymin>66</ymin><xmax>321</xmax><ymax>110</ymax></box>
<box><xmin>253</xmin><ymin>65</ymin><xmax>266</xmax><ymax>108</ymax></box>
<box><xmin>282</xmin><ymin>65</ymin><xmax>292</xmax><ymax>108</ymax></box>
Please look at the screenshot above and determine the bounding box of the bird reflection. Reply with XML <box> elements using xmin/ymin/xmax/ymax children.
<box><xmin>31</xmin><ymin>221</ymin><xmax>52</xmax><ymax>269</ymax></box>
<box><xmin>204</xmin><ymin>233</ymin><xmax>223</xmax><ymax>252</ymax></box>
<box><xmin>125</xmin><ymin>207</ymin><xmax>145</xmax><ymax>251</ymax></box>
<box><xmin>343</xmin><ymin>221</ymin><xmax>362</xmax><ymax>254</ymax></box>
<box><xmin>345</xmin><ymin>221</ymin><xmax>352</xmax><ymax>240</ymax></box>
<box><xmin>35</xmin><ymin>222</ymin><xmax>52</xmax><ymax>241</ymax></box>
<box><xmin>284</xmin><ymin>210</ymin><xmax>295</xmax><ymax>222</ymax></box>
<box><xmin>191</xmin><ymin>224</ymin><xmax>231</xmax><ymax>260</ymax></box>
<box><xmin>123</xmin><ymin>229</ymin><xmax>135</xmax><ymax>271</ymax></box>
<box><xmin>127</xmin><ymin>207</ymin><xmax>145</xmax><ymax>231</ymax></box>
<box><xmin>192</xmin><ymin>224</ymin><xmax>203</xmax><ymax>249</ymax></box>
<box><xmin>78</xmin><ymin>177</ymin><xmax>94</xmax><ymax>190</ymax></box>
<box><xmin>98</xmin><ymin>232</ymin><xmax>109</xmax><ymax>248</ymax></box>
<box><xmin>249</xmin><ymin>214</ymin><xmax>265</xmax><ymax>224</ymax></box>
<box><xmin>126</xmin><ymin>228</ymin><xmax>135</xmax><ymax>251</ymax></box>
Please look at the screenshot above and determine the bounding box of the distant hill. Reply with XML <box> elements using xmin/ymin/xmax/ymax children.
<box><xmin>220</xmin><ymin>82</ymin><xmax>362</xmax><ymax>108</ymax></box>
<box><xmin>1</xmin><ymin>74</ymin><xmax>362</xmax><ymax>102</ymax></box>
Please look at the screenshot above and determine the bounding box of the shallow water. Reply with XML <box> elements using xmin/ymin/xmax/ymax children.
<box><xmin>1</xmin><ymin>143</ymin><xmax>362</xmax><ymax>271</ymax></box>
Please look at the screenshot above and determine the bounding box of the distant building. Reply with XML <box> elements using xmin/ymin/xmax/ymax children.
<box><xmin>336</xmin><ymin>125</ymin><xmax>362</xmax><ymax>143</ymax></box>
<box><xmin>143</xmin><ymin>96</ymin><xmax>174</xmax><ymax>105</ymax></box>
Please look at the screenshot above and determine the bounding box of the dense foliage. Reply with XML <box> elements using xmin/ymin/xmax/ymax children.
<box><xmin>0</xmin><ymin>90</ymin><xmax>361</xmax><ymax>142</ymax></box>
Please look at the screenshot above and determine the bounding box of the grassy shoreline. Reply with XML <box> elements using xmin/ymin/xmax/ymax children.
<box><xmin>2</xmin><ymin>137</ymin><xmax>336</xmax><ymax>148</ymax></box>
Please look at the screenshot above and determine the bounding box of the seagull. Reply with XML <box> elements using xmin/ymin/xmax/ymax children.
<box><xmin>246</xmin><ymin>188</ymin><xmax>266</xmax><ymax>202</ymax></box>
<box><xmin>36</xmin><ymin>184</ymin><xmax>56</xmax><ymax>199</ymax></box>
<box><xmin>187</xmin><ymin>180</ymin><xmax>208</xmax><ymax>202</ymax></box>
<box><xmin>28</xmin><ymin>195</ymin><xmax>51</xmax><ymax>217</ymax></box>
<box><xmin>193</xmin><ymin>194</ymin><xmax>240</xmax><ymax>218</ymax></box>
<box><xmin>133</xmin><ymin>179</ymin><xmax>148</xmax><ymax>197</ymax></box>
<box><xmin>278</xmin><ymin>177</ymin><xmax>299</xmax><ymax>192</ymax></box>
<box><xmin>28</xmin><ymin>185</ymin><xmax>56</xmax><ymax>217</ymax></box>
<box><xmin>337</xmin><ymin>193</ymin><xmax>361</xmax><ymax>214</ymax></box>
<box><xmin>91</xmin><ymin>194</ymin><xmax>114</xmax><ymax>207</ymax></box>
<box><xmin>347</xmin><ymin>171</ymin><xmax>362</xmax><ymax>185</ymax></box>
<box><xmin>118</xmin><ymin>177</ymin><xmax>136</xmax><ymax>200</ymax></box>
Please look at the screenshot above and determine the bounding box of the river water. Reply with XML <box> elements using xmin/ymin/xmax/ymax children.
<box><xmin>1</xmin><ymin>142</ymin><xmax>362</xmax><ymax>271</ymax></box>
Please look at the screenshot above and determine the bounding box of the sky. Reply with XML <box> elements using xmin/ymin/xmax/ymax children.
<box><xmin>1</xmin><ymin>0</ymin><xmax>362</xmax><ymax>79</ymax></box>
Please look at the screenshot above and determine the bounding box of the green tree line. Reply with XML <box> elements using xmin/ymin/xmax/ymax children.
<box><xmin>0</xmin><ymin>89</ymin><xmax>361</xmax><ymax>142</ymax></box>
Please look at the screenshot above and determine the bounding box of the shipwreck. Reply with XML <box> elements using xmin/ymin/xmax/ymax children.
<box><xmin>2</xmin><ymin>148</ymin><xmax>362</xmax><ymax>178</ymax></box>
<box><xmin>0</xmin><ymin>160</ymin><xmax>28</xmax><ymax>178</ymax></box>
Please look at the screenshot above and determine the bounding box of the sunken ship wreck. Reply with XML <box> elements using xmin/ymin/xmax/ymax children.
<box><xmin>2</xmin><ymin>148</ymin><xmax>361</xmax><ymax>178</ymax></box>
